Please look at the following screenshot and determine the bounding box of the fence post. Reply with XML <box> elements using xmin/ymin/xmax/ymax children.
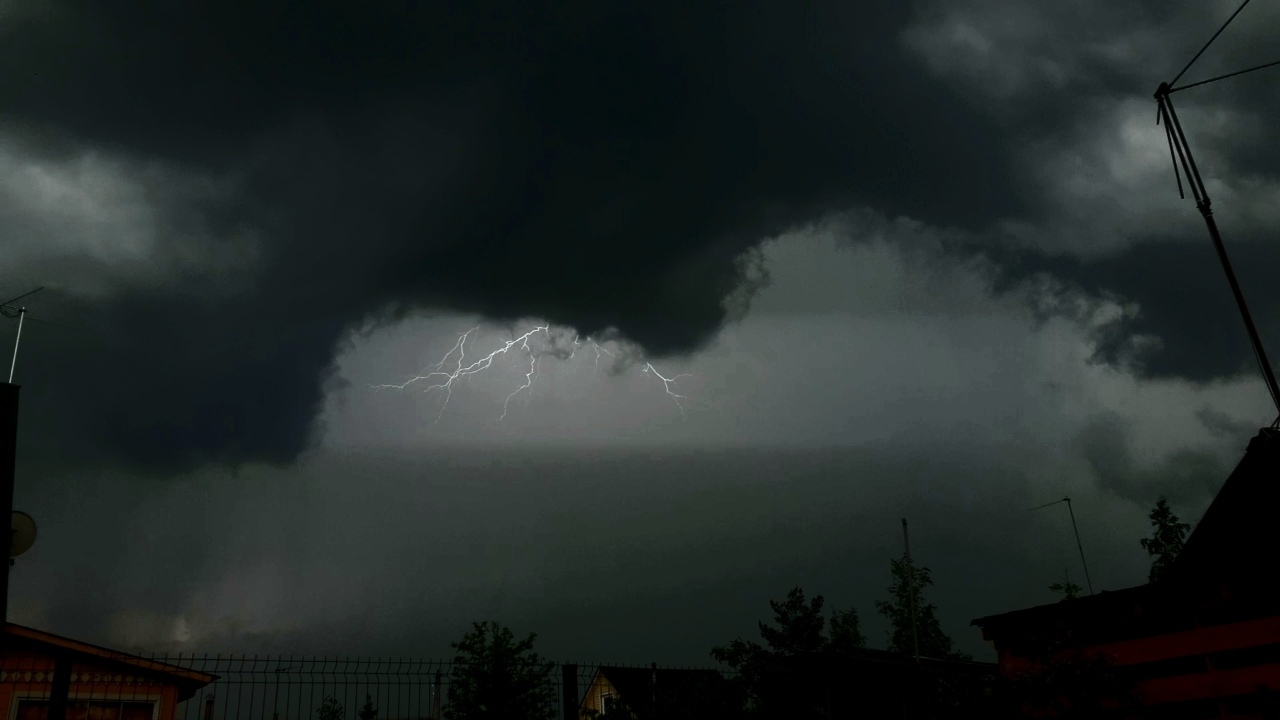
<box><xmin>561</xmin><ymin>664</ymin><xmax>577</xmax><ymax>720</ymax></box>
<box><xmin>650</xmin><ymin>663</ymin><xmax>657</xmax><ymax>718</ymax></box>
<box><xmin>432</xmin><ymin>669</ymin><xmax>442</xmax><ymax>719</ymax></box>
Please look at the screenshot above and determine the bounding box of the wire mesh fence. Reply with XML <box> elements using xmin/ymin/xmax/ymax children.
<box><xmin>0</xmin><ymin>653</ymin><xmax>738</xmax><ymax>720</ymax></box>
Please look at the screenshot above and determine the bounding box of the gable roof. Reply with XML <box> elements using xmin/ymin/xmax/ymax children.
<box><xmin>2</xmin><ymin>623</ymin><xmax>217</xmax><ymax>700</ymax></box>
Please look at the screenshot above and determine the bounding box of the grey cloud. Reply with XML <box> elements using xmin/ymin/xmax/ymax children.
<box><xmin>12</xmin><ymin>222</ymin><xmax>1263</xmax><ymax>666</ymax></box>
<box><xmin>1076</xmin><ymin>411</ymin><xmax>1237</xmax><ymax>508</ymax></box>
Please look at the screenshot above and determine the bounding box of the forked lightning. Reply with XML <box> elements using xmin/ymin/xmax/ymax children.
<box><xmin>374</xmin><ymin>325</ymin><xmax>693</xmax><ymax>422</ymax></box>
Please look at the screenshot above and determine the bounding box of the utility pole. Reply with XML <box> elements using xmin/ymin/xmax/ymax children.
<box><xmin>902</xmin><ymin>518</ymin><xmax>919</xmax><ymax>663</ymax></box>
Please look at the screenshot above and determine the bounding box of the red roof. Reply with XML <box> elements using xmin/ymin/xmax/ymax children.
<box><xmin>2</xmin><ymin>623</ymin><xmax>217</xmax><ymax>699</ymax></box>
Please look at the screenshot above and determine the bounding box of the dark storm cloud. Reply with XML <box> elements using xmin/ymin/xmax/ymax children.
<box><xmin>903</xmin><ymin>0</ymin><xmax>1280</xmax><ymax>389</ymax></box>
<box><xmin>1</xmin><ymin>0</ymin><xmax>1020</xmax><ymax>474</ymax></box>
<box><xmin>971</xmin><ymin>234</ymin><xmax>1280</xmax><ymax>384</ymax></box>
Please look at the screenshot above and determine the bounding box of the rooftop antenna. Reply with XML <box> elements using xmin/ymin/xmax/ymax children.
<box><xmin>1</xmin><ymin>285</ymin><xmax>63</xmax><ymax>623</ymax></box>
<box><xmin>1</xmin><ymin>287</ymin><xmax>43</xmax><ymax>384</ymax></box>
<box><xmin>1030</xmin><ymin>496</ymin><xmax>1094</xmax><ymax>595</ymax></box>
<box><xmin>1154</xmin><ymin>0</ymin><xmax>1280</xmax><ymax>427</ymax></box>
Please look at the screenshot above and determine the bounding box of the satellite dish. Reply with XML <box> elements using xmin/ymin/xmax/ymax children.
<box><xmin>10</xmin><ymin>511</ymin><xmax>36</xmax><ymax>558</ymax></box>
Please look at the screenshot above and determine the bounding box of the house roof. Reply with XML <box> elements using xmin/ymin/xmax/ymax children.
<box><xmin>2</xmin><ymin>623</ymin><xmax>218</xmax><ymax>699</ymax></box>
<box><xmin>590</xmin><ymin>666</ymin><xmax>725</xmax><ymax>703</ymax></box>
<box><xmin>971</xmin><ymin>426</ymin><xmax>1280</xmax><ymax>636</ymax></box>
<box><xmin>1162</xmin><ymin>426</ymin><xmax>1280</xmax><ymax>586</ymax></box>
<box><xmin>823</xmin><ymin>647</ymin><xmax>996</xmax><ymax>673</ymax></box>
<box><xmin>970</xmin><ymin>585</ymin><xmax>1152</xmax><ymax>636</ymax></box>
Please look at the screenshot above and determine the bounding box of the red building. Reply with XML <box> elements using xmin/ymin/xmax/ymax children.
<box><xmin>0</xmin><ymin>623</ymin><xmax>217</xmax><ymax>720</ymax></box>
<box><xmin>972</xmin><ymin>426</ymin><xmax>1280</xmax><ymax>718</ymax></box>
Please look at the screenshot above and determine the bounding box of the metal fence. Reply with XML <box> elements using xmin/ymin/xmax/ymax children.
<box><xmin>0</xmin><ymin>654</ymin><xmax>737</xmax><ymax>720</ymax></box>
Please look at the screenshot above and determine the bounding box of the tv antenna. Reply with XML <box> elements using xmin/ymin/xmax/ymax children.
<box><xmin>1030</xmin><ymin>496</ymin><xmax>1093</xmax><ymax>595</ymax></box>
<box><xmin>1</xmin><ymin>287</ymin><xmax>77</xmax><ymax>384</ymax></box>
<box><xmin>1153</xmin><ymin>0</ymin><xmax>1280</xmax><ymax>427</ymax></box>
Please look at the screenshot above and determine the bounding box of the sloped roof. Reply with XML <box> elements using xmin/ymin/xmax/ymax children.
<box><xmin>1162</xmin><ymin>426</ymin><xmax>1280</xmax><ymax>587</ymax></box>
<box><xmin>2</xmin><ymin>623</ymin><xmax>217</xmax><ymax>700</ymax></box>
<box><xmin>970</xmin><ymin>585</ymin><xmax>1151</xmax><ymax>636</ymax></box>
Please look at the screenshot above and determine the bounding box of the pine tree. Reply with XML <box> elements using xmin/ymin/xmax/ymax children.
<box><xmin>357</xmin><ymin>695</ymin><xmax>377</xmax><ymax>720</ymax></box>
<box><xmin>711</xmin><ymin>586</ymin><xmax>866</xmax><ymax>719</ymax></box>
<box><xmin>316</xmin><ymin>697</ymin><xmax>344</xmax><ymax>720</ymax></box>
<box><xmin>755</xmin><ymin>586</ymin><xmax>827</xmax><ymax>656</ymax></box>
<box><xmin>1139</xmin><ymin>497</ymin><xmax>1191</xmax><ymax>582</ymax></box>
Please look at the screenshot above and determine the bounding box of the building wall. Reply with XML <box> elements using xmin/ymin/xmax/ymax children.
<box><xmin>578</xmin><ymin>673</ymin><xmax>618</xmax><ymax>718</ymax></box>
<box><xmin>991</xmin><ymin>613</ymin><xmax>1280</xmax><ymax>716</ymax></box>
<box><xmin>0</xmin><ymin>652</ymin><xmax>181</xmax><ymax>720</ymax></box>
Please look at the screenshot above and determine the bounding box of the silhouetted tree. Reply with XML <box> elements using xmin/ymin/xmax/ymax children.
<box><xmin>357</xmin><ymin>695</ymin><xmax>377</xmax><ymax>720</ymax></box>
<box><xmin>444</xmin><ymin>621</ymin><xmax>556</xmax><ymax>720</ymax></box>
<box><xmin>711</xmin><ymin>587</ymin><xmax>866</xmax><ymax>719</ymax></box>
<box><xmin>876</xmin><ymin>556</ymin><xmax>969</xmax><ymax>660</ymax></box>
<box><xmin>1049</xmin><ymin>570</ymin><xmax>1083</xmax><ymax>600</ymax></box>
<box><xmin>1140</xmin><ymin>496</ymin><xmax>1191</xmax><ymax>582</ymax></box>
<box><xmin>755</xmin><ymin>586</ymin><xmax>827</xmax><ymax>655</ymax></box>
<box><xmin>828</xmin><ymin>606</ymin><xmax>868</xmax><ymax>655</ymax></box>
<box><xmin>316</xmin><ymin>697</ymin><xmax>344</xmax><ymax>720</ymax></box>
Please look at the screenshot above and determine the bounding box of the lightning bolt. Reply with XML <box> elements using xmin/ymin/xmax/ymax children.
<box><xmin>642</xmin><ymin>363</ymin><xmax>692</xmax><ymax>420</ymax></box>
<box><xmin>591</xmin><ymin>340</ymin><xmax>614</xmax><ymax>371</ymax></box>
<box><xmin>373</xmin><ymin>324</ymin><xmax>694</xmax><ymax>422</ymax></box>
<box><xmin>501</xmin><ymin>331</ymin><xmax>541</xmax><ymax>420</ymax></box>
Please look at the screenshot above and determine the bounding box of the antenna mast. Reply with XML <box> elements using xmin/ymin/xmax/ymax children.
<box><xmin>2</xmin><ymin>287</ymin><xmax>44</xmax><ymax>384</ymax></box>
<box><xmin>1030</xmin><ymin>496</ymin><xmax>1094</xmax><ymax>595</ymax></box>
<box><xmin>1154</xmin><ymin>0</ymin><xmax>1280</xmax><ymax>426</ymax></box>
<box><xmin>901</xmin><ymin>518</ymin><xmax>920</xmax><ymax>663</ymax></box>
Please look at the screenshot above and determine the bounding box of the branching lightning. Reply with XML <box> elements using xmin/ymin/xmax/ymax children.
<box><xmin>642</xmin><ymin>362</ymin><xmax>693</xmax><ymax>420</ymax></box>
<box><xmin>373</xmin><ymin>324</ymin><xmax>695</xmax><ymax>422</ymax></box>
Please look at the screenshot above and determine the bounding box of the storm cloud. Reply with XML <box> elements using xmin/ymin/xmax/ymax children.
<box><xmin>2</xmin><ymin>0</ymin><xmax>1019</xmax><ymax>474</ymax></box>
<box><xmin>2</xmin><ymin>0</ymin><xmax>1278</xmax><ymax>667</ymax></box>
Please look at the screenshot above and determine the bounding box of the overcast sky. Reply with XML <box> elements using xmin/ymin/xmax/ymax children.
<box><xmin>3</xmin><ymin>0</ymin><xmax>1279</xmax><ymax>665</ymax></box>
